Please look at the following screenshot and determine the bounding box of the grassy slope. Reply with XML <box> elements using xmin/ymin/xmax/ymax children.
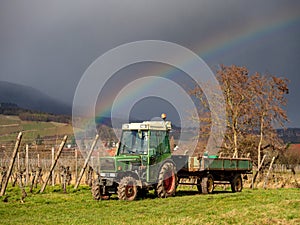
<box><xmin>0</xmin><ymin>115</ymin><xmax>73</xmax><ymax>143</ymax></box>
<box><xmin>0</xmin><ymin>186</ymin><xmax>299</xmax><ymax>225</ymax></box>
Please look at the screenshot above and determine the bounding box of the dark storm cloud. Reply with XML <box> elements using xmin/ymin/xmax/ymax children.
<box><xmin>0</xmin><ymin>0</ymin><xmax>299</xmax><ymax>125</ymax></box>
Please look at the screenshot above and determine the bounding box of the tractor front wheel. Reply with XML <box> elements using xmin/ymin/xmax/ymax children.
<box><xmin>91</xmin><ymin>180</ymin><xmax>101</xmax><ymax>200</ymax></box>
<box><xmin>92</xmin><ymin>180</ymin><xmax>111</xmax><ymax>200</ymax></box>
<box><xmin>156</xmin><ymin>162</ymin><xmax>177</xmax><ymax>198</ymax></box>
<box><xmin>117</xmin><ymin>176</ymin><xmax>138</xmax><ymax>201</ymax></box>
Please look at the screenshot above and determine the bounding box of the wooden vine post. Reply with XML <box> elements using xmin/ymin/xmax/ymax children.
<box><xmin>51</xmin><ymin>147</ymin><xmax>55</xmax><ymax>186</ymax></box>
<box><xmin>40</xmin><ymin>135</ymin><xmax>68</xmax><ymax>193</ymax></box>
<box><xmin>263</xmin><ymin>156</ymin><xmax>276</xmax><ymax>189</ymax></box>
<box><xmin>25</xmin><ymin>144</ymin><xmax>29</xmax><ymax>186</ymax></box>
<box><xmin>75</xmin><ymin>149</ymin><xmax>78</xmax><ymax>182</ymax></box>
<box><xmin>74</xmin><ymin>134</ymin><xmax>99</xmax><ymax>189</ymax></box>
<box><xmin>251</xmin><ymin>154</ymin><xmax>267</xmax><ymax>189</ymax></box>
<box><xmin>0</xmin><ymin>132</ymin><xmax>23</xmax><ymax>196</ymax></box>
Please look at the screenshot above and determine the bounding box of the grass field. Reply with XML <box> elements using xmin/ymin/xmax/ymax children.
<box><xmin>0</xmin><ymin>186</ymin><xmax>299</xmax><ymax>225</ymax></box>
<box><xmin>0</xmin><ymin>115</ymin><xmax>73</xmax><ymax>143</ymax></box>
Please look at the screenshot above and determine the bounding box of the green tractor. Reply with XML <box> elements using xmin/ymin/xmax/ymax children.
<box><xmin>92</xmin><ymin>118</ymin><xmax>177</xmax><ymax>200</ymax></box>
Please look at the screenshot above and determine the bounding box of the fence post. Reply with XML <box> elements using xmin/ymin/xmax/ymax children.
<box><xmin>51</xmin><ymin>147</ymin><xmax>55</xmax><ymax>186</ymax></box>
<box><xmin>74</xmin><ymin>134</ymin><xmax>99</xmax><ymax>189</ymax></box>
<box><xmin>25</xmin><ymin>144</ymin><xmax>29</xmax><ymax>186</ymax></box>
<box><xmin>75</xmin><ymin>149</ymin><xmax>78</xmax><ymax>183</ymax></box>
<box><xmin>40</xmin><ymin>135</ymin><xmax>68</xmax><ymax>193</ymax></box>
<box><xmin>0</xmin><ymin>132</ymin><xmax>23</xmax><ymax>196</ymax></box>
<box><xmin>37</xmin><ymin>154</ymin><xmax>40</xmax><ymax>168</ymax></box>
<box><xmin>17</xmin><ymin>152</ymin><xmax>20</xmax><ymax>171</ymax></box>
<box><xmin>251</xmin><ymin>154</ymin><xmax>266</xmax><ymax>189</ymax></box>
<box><xmin>263</xmin><ymin>156</ymin><xmax>276</xmax><ymax>189</ymax></box>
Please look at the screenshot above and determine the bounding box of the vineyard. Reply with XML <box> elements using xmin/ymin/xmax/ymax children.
<box><xmin>0</xmin><ymin>115</ymin><xmax>118</xmax><ymax>198</ymax></box>
<box><xmin>0</xmin><ymin>115</ymin><xmax>299</xmax><ymax>225</ymax></box>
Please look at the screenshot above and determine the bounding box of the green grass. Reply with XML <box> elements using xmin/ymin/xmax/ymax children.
<box><xmin>0</xmin><ymin>186</ymin><xmax>299</xmax><ymax>225</ymax></box>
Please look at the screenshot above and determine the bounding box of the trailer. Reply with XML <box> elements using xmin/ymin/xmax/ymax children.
<box><xmin>173</xmin><ymin>154</ymin><xmax>252</xmax><ymax>194</ymax></box>
<box><xmin>92</xmin><ymin>115</ymin><xmax>252</xmax><ymax>200</ymax></box>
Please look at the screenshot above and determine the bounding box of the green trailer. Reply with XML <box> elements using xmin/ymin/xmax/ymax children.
<box><xmin>92</xmin><ymin>116</ymin><xmax>253</xmax><ymax>200</ymax></box>
<box><xmin>173</xmin><ymin>154</ymin><xmax>252</xmax><ymax>194</ymax></box>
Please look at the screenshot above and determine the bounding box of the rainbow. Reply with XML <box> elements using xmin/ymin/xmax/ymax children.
<box><xmin>199</xmin><ymin>9</ymin><xmax>300</xmax><ymax>60</ymax></box>
<box><xmin>95</xmin><ymin>66</ymin><xmax>175</xmax><ymax>123</ymax></box>
<box><xmin>93</xmin><ymin>10</ymin><xmax>300</xmax><ymax>125</ymax></box>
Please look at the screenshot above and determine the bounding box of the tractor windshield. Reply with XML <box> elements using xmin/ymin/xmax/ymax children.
<box><xmin>119</xmin><ymin>130</ymin><xmax>148</xmax><ymax>155</ymax></box>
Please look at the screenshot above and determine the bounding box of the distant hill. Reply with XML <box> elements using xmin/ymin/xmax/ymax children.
<box><xmin>0</xmin><ymin>81</ymin><xmax>71</xmax><ymax>115</ymax></box>
<box><xmin>0</xmin><ymin>102</ymin><xmax>71</xmax><ymax>123</ymax></box>
<box><xmin>277</xmin><ymin>128</ymin><xmax>300</xmax><ymax>143</ymax></box>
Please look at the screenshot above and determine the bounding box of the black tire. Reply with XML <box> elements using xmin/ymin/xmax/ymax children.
<box><xmin>231</xmin><ymin>175</ymin><xmax>243</xmax><ymax>193</ymax></box>
<box><xmin>92</xmin><ymin>180</ymin><xmax>101</xmax><ymax>200</ymax></box>
<box><xmin>92</xmin><ymin>180</ymin><xmax>111</xmax><ymax>200</ymax></box>
<box><xmin>156</xmin><ymin>162</ymin><xmax>177</xmax><ymax>198</ymax></box>
<box><xmin>117</xmin><ymin>176</ymin><xmax>138</xmax><ymax>201</ymax></box>
<box><xmin>201</xmin><ymin>174</ymin><xmax>214</xmax><ymax>194</ymax></box>
<box><xmin>196</xmin><ymin>178</ymin><xmax>202</xmax><ymax>193</ymax></box>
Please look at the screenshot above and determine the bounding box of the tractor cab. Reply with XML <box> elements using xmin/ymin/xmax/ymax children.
<box><xmin>97</xmin><ymin>119</ymin><xmax>172</xmax><ymax>186</ymax></box>
<box><xmin>117</xmin><ymin>120</ymin><xmax>172</xmax><ymax>157</ymax></box>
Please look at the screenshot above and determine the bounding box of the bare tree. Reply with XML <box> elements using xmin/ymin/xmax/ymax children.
<box><xmin>217</xmin><ymin>65</ymin><xmax>252</xmax><ymax>157</ymax></box>
<box><xmin>249</xmin><ymin>73</ymin><xmax>289</xmax><ymax>165</ymax></box>
<box><xmin>190</xmin><ymin>65</ymin><xmax>289</xmax><ymax>164</ymax></box>
<box><xmin>190</xmin><ymin>65</ymin><xmax>252</xmax><ymax>157</ymax></box>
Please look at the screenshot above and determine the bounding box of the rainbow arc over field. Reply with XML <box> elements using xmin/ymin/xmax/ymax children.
<box><xmin>91</xmin><ymin>11</ymin><xmax>300</xmax><ymax>127</ymax></box>
<box><xmin>199</xmin><ymin>10</ymin><xmax>300</xmax><ymax>60</ymax></box>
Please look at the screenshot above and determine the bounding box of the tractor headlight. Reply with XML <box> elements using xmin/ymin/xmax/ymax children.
<box><xmin>100</xmin><ymin>173</ymin><xmax>116</xmax><ymax>178</ymax></box>
<box><xmin>109</xmin><ymin>173</ymin><xmax>116</xmax><ymax>178</ymax></box>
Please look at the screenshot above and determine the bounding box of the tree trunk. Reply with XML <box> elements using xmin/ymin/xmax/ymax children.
<box><xmin>257</xmin><ymin>115</ymin><xmax>264</xmax><ymax>167</ymax></box>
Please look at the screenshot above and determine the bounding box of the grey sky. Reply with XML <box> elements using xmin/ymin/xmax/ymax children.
<box><xmin>0</xmin><ymin>1</ymin><xmax>299</xmax><ymax>126</ymax></box>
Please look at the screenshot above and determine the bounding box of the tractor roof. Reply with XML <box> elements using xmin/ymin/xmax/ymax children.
<box><xmin>122</xmin><ymin>121</ymin><xmax>171</xmax><ymax>131</ymax></box>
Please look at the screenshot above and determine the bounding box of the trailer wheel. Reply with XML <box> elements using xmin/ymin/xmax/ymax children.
<box><xmin>196</xmin><ymin>178</ymin><xmax>202</xmax><ymax>193</ymax></box>
<box><xmin>92</xmin><ymin>180</ymin><xmax>111</xmax><ymax>200</ymax></box>
<box><xmin>156</xmin><ymin>162</ymin><xmax>177</xmax><ymax>198</ymax></box>
<box><xmin>231</xmin><ymin>175</ymin><xmax>243</xmax><ymax>193</ymax></box>
<box><xmin>118</xmin><ymin>176</ymin><xmax>138</xmax><ymax>201</ymax></box>
<box><xmin>201</xmin><ymin>174</ymin><xmax>214</xmax><ymax>194</ymax></box>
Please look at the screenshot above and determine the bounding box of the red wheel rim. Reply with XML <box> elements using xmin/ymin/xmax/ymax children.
<box><xmin>125</xmin><ymin>183</ymin><xmax>135</xmax><ymax>198</ymax></box>
<box><xmin>163</xmin><ymin>170</ymin><xmax>175</xmax><ymax>193</ymax></box>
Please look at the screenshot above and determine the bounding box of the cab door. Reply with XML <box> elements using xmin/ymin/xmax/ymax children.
<box><xmin>147</xmin><ymin>130</ymin><xmax>171</xmax><ymax>182</ymax></box>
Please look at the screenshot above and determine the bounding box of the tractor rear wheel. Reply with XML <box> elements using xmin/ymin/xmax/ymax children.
<box><xmin>231</xmin><ymin>174</ymin><xmax>243</xmax><ymax>193</ymax></box>
<box><xmin>117</xmin><ymin>176</ymin><xmax>138</xmax><ymax>201</ymax></box>
<box><xmin>156</xmin><ymin>162</ymin><xmax>177</xmax><ymax>198</ymax></box>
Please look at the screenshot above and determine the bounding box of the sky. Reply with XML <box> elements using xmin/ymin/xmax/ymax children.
<box><xmin>0</xmin><ymin>0</ymin><xmax>300</xmax><ymax>127</ymax></box>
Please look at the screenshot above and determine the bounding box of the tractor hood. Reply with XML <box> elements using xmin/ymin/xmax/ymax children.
<box><xmin>99</xmin><ymin>155</ymin><xmax>143</xmax><ymax>173</ymax></box>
